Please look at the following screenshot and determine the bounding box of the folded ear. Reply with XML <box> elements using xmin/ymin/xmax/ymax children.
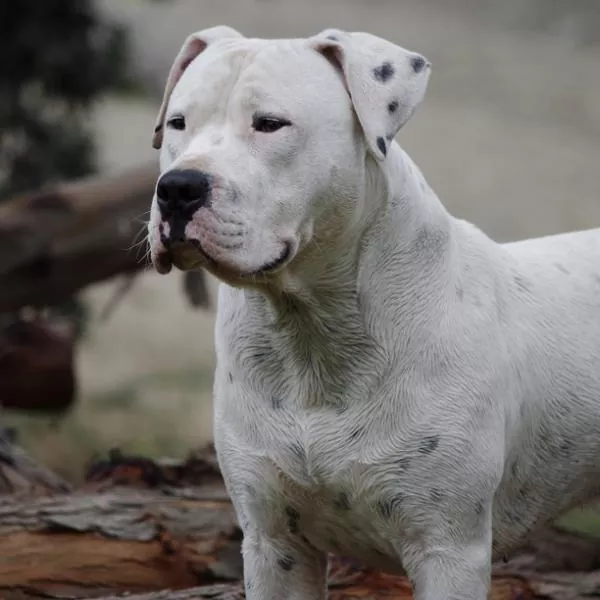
<box><xmin>308</xmin><ymin>29</ymin><xmax>431</xmax><ymax>161</ymax></box>
<box><xmin>152</xmin><ymin>25</ymin><xmax>244</xmax><ymax>149</ymax></box>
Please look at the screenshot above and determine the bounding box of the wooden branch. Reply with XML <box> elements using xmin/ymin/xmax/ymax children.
<box><xmin>0</xmin><ymin>163</ymin><xmax>210</xmax><ymax>313</ymax></box>
<box><xmin>0</xmin><ymin>427</ymin><xmax>71</xmax><ymax>495</ymax></box>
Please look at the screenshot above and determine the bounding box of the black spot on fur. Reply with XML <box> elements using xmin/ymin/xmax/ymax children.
<box><xmin>277</xmin><ymin>555</ymin><xmax>295</xmax><ymax>571</ymax></box>
<box><xmin>456</xmin><ymin>286</ymin><xmax>464</xmax><ymax>301</ymax></box>
<box><xmin>377</xmin><ymin>494</ymin><xmax>404</xmax><ymax>519</ymax></box>
<box><xmin>411</xmin><ymin>56</ymin><xmax>426</xmax><ymax>73</ymax></box>
<box><xmin>326</xmin><ymin>34</ymin><xmax>339</xmax><ymax>41</ymax></box>
<box><xmin>413</xmin><ymin>226</ymin><xmax>448</xmax><ymax>257</ymax></box>
<box><xmin>286</xmin><ymin>506</ymin><xmax>300</xmax><ymax>534</ymax></box>
<box><xmin>555</xmin><ymin>263</ymin><xmax>569</xmax><ymax>275</ymax></box>
<box><xmin>376</xmin><ymin>137</ymin><xmax>387</xmax><ymax>156</ymax></box>
<box><xmin>418</xmin><ymin>435</ymin><xmax>440</xmax><ymax>454</ymax></box>
<box><xmin>334</xmin><ymin>492</ymin><xmax>351</xmax><ymax>510</ymax></box>
<box><xmin>430</xmin><ymin>488</ymin><xmax>444</xmax><ymax>502</ymax></box>
<box><xmin>510</xmin><ymin>461</ymin><xmax>518</xmax><ymax>477</ymax></box>
<box><xmin>154</xmin><ymin>124</ymin><xmax>162</xmax><ymax>133</ymax></box>
<box><xmin>388</xmin><ymin>99</ymin><xmax>399</xmax><ymax>113</ymax></box>
<box><xmin>349</xmin><ymin>426</ymin><xmax>364</xmax><ymax>441</ymax></box>
<box><xmin>373</xmin><ymin>61</ymin><xmax>395</xmax><ymax>82</ymax></box>
<box><xmin>290</xmin><ymin>442</ymin><xmax>305</xmax><ymax>459</ymax></box>
<box><xmin>271</xmin><ymin>395</ymin><xmax>284</xmax><ymax>409</ymax></box>
<box><xmin>475</xmin><ymin>500</ymin><xmax>485</xmax><ymax>515</ymax></box>
<box><xmin>228</xmin><ymin>372</ymin><xmax>233</xmax><ymax>383</ymax></box>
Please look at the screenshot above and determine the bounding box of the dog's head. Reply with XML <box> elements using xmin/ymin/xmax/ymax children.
<box><xmin>148</xmin><ymin>26</ymin><xmax>430</xmax><ymax>282</ymax></box>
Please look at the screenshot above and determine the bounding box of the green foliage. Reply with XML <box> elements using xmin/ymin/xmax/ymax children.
<box><xmin>0</xmin><ymin>0</ymin><xmax>131</xmax><ymax>199</ymax></box>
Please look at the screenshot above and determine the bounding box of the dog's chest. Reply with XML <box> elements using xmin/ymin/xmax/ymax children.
<box><xmin>217</xmin><ymin>392</ymin><xmax>452</xmax><ymax>568</ymax></box>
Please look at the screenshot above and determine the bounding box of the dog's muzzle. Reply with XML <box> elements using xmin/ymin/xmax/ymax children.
<box><xmin>152</xmin><ymin>168</ymin><xmax>213</xmax><ymax>272</ymax></box>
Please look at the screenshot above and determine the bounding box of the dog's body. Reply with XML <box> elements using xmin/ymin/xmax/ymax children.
<box><xmin>148</xmin><ymin>27</ymin><xmax>600</xmax><ymax>600</ymax></box>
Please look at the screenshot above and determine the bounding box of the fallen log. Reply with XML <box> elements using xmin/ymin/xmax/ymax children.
<box><xmin>0</xmin><ymin>163</ymin><xmax>211</xmax><ymax>314</ymax></box>
<box><xmin>1</xmin><ymin>440</ymin><xmax>600</xmax><ymax>599</ymax></box>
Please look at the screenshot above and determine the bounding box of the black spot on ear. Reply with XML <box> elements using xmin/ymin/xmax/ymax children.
<box><xmin>388</xmin><ymin>99</ymin><xmax>399</xmax><ymax>114</ymax></box>
<box><xmin>373</xmin><ymin>61</ymin><xmax>395</xmax><ymax>82</ymax></box>
<box><xmin>334</xmin><ymin>491</ymin><xmax>351</xmax><ymax>510</ymax></box>
<box><xmin>277</xmin><ymin>555</ymin><xmax>295</xmax><ymax>571</ymax></box>
<box><xmin>376</xmin><ymin>137</ymin><xmax>387</xmax><ymax>156</ymax></box>
<box><xmin>411</xmin><ymin>56</ymin><xmax>426</xmax><ymax>73</ymax></box>
<box><xmin>418</xmin><ymin>435</ymin><xmax>440</xmax><ymax>454</ymax></box>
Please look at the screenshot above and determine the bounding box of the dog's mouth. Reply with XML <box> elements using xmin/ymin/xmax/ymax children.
<box><xmin>153</xmin><ymin>238</ymin><xmax>292</xmax><ymax>280</ymax></box>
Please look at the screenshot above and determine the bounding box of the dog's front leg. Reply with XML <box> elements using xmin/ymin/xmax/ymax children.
<box><xmin>242</xmin><ymin>530</ymin><xmax>328</xmax><ymax>600</ymax></box>
<box><xmin>402</xmin><ymin>511</ymin><xmax>493</xmax><ymax>600</ymax></box>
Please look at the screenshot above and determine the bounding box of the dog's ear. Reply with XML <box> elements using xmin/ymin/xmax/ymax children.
<box><xmin>308</xmin><ymin>29</ymin><xmax>431</xmax><ymax>161</ymax></box>
<box><xmin>152</xmin><ymin>25</ymin><xmax>244</xmax><ymax>149</ymax></box>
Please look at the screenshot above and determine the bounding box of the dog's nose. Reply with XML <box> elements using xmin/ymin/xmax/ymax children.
<box><xmin>156</xmin><ymin>169</ymin><xmax>211</xmax><ymax>216</ymax></box>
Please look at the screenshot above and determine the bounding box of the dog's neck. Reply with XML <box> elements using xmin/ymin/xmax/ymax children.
<box><xmin>239</xmin><ymin>143</ymin><xmax>458</xmax><ymax>406</ymax></box>
<box><xmin>260</xmin><ymin>142</ymin><xmax>456</xmax><ymax>327</ymax></box>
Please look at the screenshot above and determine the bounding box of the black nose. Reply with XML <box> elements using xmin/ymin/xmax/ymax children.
<box><xmin>156</xmin><ymin>169</ymin><xmax>211</xmax><ymax>217</ymax></box>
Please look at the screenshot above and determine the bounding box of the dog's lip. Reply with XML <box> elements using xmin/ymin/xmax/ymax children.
<box><xmin>247</xmin><ymin>242</ymin><xmax>292</xmax><ymax>276</ymax></box>
<box><xmin>153</xmin><ymin>236</ymin><xmax>293</xmax><ymax>279</ymax></box>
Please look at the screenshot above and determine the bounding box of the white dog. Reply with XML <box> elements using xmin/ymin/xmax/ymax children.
<box><xmin>147</xmin><ymin>25</ymin><xmax>600</xmax><ymax>600</ymax></box>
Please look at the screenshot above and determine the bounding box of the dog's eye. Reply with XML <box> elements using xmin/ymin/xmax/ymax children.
<box><xmin>167</xmin><ymin>115</ymin><xmax>186</xmax><ymax>131</ymax></box>
<box><xmin>252</xmin><ymin>114</ymin><xmax>291</xmax><ymax>134</ymax></box>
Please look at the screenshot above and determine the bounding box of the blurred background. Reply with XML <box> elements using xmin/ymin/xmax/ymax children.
<box><xmin>1</xmin><ymin>0</ymin><xmax>599</xmax><ymax>483</ymax></box>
